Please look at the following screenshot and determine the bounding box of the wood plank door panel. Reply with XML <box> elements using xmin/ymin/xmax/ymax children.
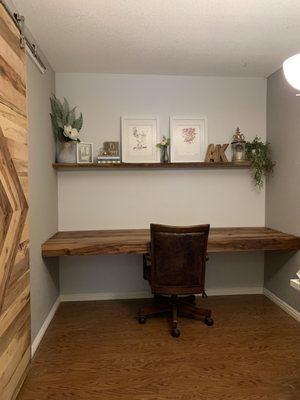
<box><xmin>0</xmin><ymin>5</ymin><xmax>30</xmax><ymax>400</ymax></box>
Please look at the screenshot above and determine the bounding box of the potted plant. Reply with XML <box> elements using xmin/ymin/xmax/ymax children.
<box><xmin>50</xmin><ymin>95</ymin><xmax>83</xmax><ymax>163</ymax></box>
<box><xmin>156</xmin><ymin>136</ymin><xmax>170</xmax><ymax>163</ymax></box>
<box><xmin>245</xmin><ymin>136</ymin><xmax>274</xmax><ymax>188</ymax></box>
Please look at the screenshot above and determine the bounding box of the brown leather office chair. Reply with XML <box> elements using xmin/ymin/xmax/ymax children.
<box><xmin>138</xmin><ymin>223</ymin><xmax>213</xmax><ymax>337</ymax></box>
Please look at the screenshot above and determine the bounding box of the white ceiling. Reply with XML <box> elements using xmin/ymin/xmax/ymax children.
<box><xmin>13</xmin><ymin>0</ymin><xmax>300</xmax><ymax>77</ymax></box>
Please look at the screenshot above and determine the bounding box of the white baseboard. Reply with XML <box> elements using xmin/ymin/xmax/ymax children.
<box><xmin>291</xmin><ymin>279</ymin><xmax>300</xmax><ymax>292</ymax></box>
<box><xmin>60</xmin><ymin>291</ymin><xmax>153</xmax><ymax>302</ymax></box>
<box><xmin>263</xmin><ymin>288</ymin><xmax>300</xmax><ymax>322</ymax></box>
<box><xmin>206</xmin><ymin>286</ymin><xmax>263</xmax><ymax>296</ymax></box>
<box><xmin>60</xmin><ymin>287</ymin><xmax>263</xmax><ymax>302</ymax></box>
<box><xmin>31</xmin><ymin>296</ymin><xmax>61</xmax><ymax>357</ymax></box>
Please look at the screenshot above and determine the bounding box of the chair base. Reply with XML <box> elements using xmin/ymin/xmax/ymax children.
<box><xmin>138</xmin><ymin>295</ymin><xmax>213</xmax><ymax>337</ymax></box>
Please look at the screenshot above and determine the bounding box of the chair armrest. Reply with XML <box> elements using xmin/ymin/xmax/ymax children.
<box><xmin>144</xmin><ymin>253</ymin><xmax>151</xmax><ymax>264</ymax></box>
<box><xmin>143</xmin><ymin>253</ymin><xmax>152</xmax><ymax>280</ymax></box>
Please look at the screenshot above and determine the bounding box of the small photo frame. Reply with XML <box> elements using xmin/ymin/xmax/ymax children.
<box><xmin>77</xmin><ymin>142</ymin><xmax>93</xmax><ymax>163</ymax></box>
<box><xmin>121</xmin><ymin>116</ymin><xmax>160</xmax><ymax>163</ymax></box>
<box><xmin>103</xmin><ymin>141</ymin><xmax>120</xmax><ymax>157</ymax></box>
<box><xmin>170</xmin><ymin>116</ymin><xmax>208</xmax><ymax>162</ymax></box>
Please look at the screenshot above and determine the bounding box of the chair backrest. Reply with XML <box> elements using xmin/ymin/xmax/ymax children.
<box><xmin>150</xmin><ymin>224</ymin><xmax>210</xmax><ymax>295</ymax></box>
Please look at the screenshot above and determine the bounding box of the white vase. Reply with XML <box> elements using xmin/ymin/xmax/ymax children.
<box><xmin>56</xmin><ymin>141</ymin><xmax>77</xmax><ymax>163</ymax></box>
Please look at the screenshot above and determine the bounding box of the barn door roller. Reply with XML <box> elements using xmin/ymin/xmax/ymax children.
<box><xmin>0</xmin><ymin>1</ymin><xmax>46</xmax><ymax>73</ymax></box>
<box><xmin>14</xmin><ymin>12</ymin><xmax>46</xmax><ymax>73</ymax></box>
<box><xmin>14</xmin><ymin>13</ymin><xmax>25</xmax><ymax>48</ymax></box>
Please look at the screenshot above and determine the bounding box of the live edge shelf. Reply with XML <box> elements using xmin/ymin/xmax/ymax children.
<box><xmin>42</xmin><ymin>227</ymin><xmax>300</xmax><ymax>257</ymax></box>
<box><xmin>53</xmin><ymin>161</ymin><xmax>251</xmax><ymax>170</ymax></box>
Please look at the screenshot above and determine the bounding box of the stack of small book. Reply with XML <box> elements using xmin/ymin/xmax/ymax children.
<box><xmin>97</xmin><ymin>156</ymin><xmax>121</xmax><ymax>164</ymax></box>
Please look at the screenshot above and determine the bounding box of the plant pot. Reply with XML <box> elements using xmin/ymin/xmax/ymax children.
<box><xmin>56</xmin><ymin>141</ymin><xmax>77</xmax><ymax>163</ymax></box>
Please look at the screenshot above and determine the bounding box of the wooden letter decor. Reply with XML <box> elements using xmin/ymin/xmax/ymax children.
<box><xmin>205</xmin><ymin>144</ymin><xmax>229</xmax><ymax>163</ymax></box>
<box><xmin>0</xmin><ymin>4</ymin><xmax>30</xmax><ymax>400</ymax></box>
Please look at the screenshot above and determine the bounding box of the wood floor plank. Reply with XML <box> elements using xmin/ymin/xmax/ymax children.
<box><xmin>17</xmin><ymin>295</ymin><xmax>300</xmax><ymax>400</ymax></box>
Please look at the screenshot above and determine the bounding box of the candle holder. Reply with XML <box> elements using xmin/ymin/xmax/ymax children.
<box><xmin>231</xmin><ymin>127</ymin><xmax>246</xmax><ymax>162</ymax></box>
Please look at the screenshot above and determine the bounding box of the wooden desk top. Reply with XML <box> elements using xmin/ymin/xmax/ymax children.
<box><xmin>41</xmin><ymin>227</ymin><xmax>300</xmax><ymax>257</ymax></box>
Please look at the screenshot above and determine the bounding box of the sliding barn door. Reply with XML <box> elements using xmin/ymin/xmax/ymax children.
<box><xmin>0</xmin><ymin>4</ymin><xmax>30</xmax><ymax>400</ymax></box>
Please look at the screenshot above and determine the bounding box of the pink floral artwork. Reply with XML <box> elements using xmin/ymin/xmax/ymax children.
<box><xmin>182</xmin><ymin>127</ymin><xmax>197</xmax><ymax>144</ymax></box>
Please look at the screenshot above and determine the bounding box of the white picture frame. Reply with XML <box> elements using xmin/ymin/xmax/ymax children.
<box><xmin>121</xmin><ymin>116</ymin><xmax>160</xmax><ymax>163</ymax></box>
<box><xmin>170</xmin><ymin>116</ymin><xmax>208</xmax><ymax>162</ymax></box>
<box><xmin>77</xmin><ymin>142</ymin><xmax>93</xmax><ymax>164</ymax></box>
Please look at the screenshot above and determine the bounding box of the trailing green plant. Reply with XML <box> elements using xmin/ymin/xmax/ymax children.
<box><xmin>245</xmin><ymin>136</ymin><xmax>273</xmax><ymax>188</ymax></box>
<box><xmin>50</xmin><ymin>94</ymin><xmax>83</xmax><ymax>142</ymax></box>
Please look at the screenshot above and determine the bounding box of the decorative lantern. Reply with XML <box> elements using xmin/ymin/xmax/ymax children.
<box><xmin>231</xmin><ymin>127</ymin><xmax>246</xmax><ymax>162</ymax></box>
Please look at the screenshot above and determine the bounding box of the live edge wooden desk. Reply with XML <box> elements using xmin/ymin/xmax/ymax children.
<box><xmin>41</xmin><ymin>227</ymin><xmax>300</xmax><ymax>257</ymax></box>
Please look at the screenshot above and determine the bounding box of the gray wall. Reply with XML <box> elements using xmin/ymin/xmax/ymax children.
<box><xmin>265</xmin><ymin>68</ymin><xmax>300</xmax><ymax>311</ymax></box>
<box><xmin>56</xmin><ymin>73</ymin><xmax>266</xmax><ymax>298</ymax></box>
<box><xmin>27</xmin><ymin>56</ymin><xmax>59</xmax><ymax>340</ymax></box>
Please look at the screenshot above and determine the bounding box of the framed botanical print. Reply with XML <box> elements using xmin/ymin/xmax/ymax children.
<box><xmin>121</xmin><ymin>116</ymin><xmax>160</xmax><ymax>163</ymax></box>
<box><xmin>77</xmin><ymin>142</ymin><xmax>93</xmax><ymax>163</ymax></box>
<box><xmin>170</xmin><ymin>116</ymin><xmax>208</xmax><ymax>162</ymax></box>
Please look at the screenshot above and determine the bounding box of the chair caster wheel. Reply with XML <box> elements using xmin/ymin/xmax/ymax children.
<box><xmin>171</xmin><ymin>328</ymin><xmax>180</xmax><ymax>338</ymax></box>
<box><xmin>204</xmin><ymin>317</ymin><xmax>214</xmax><ymax>326</ymax></box>
<box><xmin>138</xmin><ymin>316</ymin><xmax>146</xmax><ymax>324</ymax></box>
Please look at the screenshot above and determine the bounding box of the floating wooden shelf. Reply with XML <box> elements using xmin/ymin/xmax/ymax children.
<box><xmin>42</xmin><ymin>227</ymin><xmax>300</xmax><ymax>257</ymax></box>
<box><xmin>53</xmin><ymin>161</ymin><xmax>251</xmax><ymax>170</ymax></box>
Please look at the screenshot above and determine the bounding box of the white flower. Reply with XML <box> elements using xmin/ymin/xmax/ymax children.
<box><xmin>69</xmin><ymin>128</ymin><xmax>79</xmax><ymax>140</ymax></box>
<box><xmin>63</xmin><ymin>125</ymin><xmax>72</xmax><ymax>138</ymax></box>
<box><xmin>63</xmin><ymin>125</ymin><xmax>79</xmax><ymax>140</ymax></box>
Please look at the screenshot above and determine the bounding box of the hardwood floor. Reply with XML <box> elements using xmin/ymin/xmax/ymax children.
<box><xmin>17</xmin><ymin>295</ymin><xmax>300</xmax><ymax>400</ymax></box>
